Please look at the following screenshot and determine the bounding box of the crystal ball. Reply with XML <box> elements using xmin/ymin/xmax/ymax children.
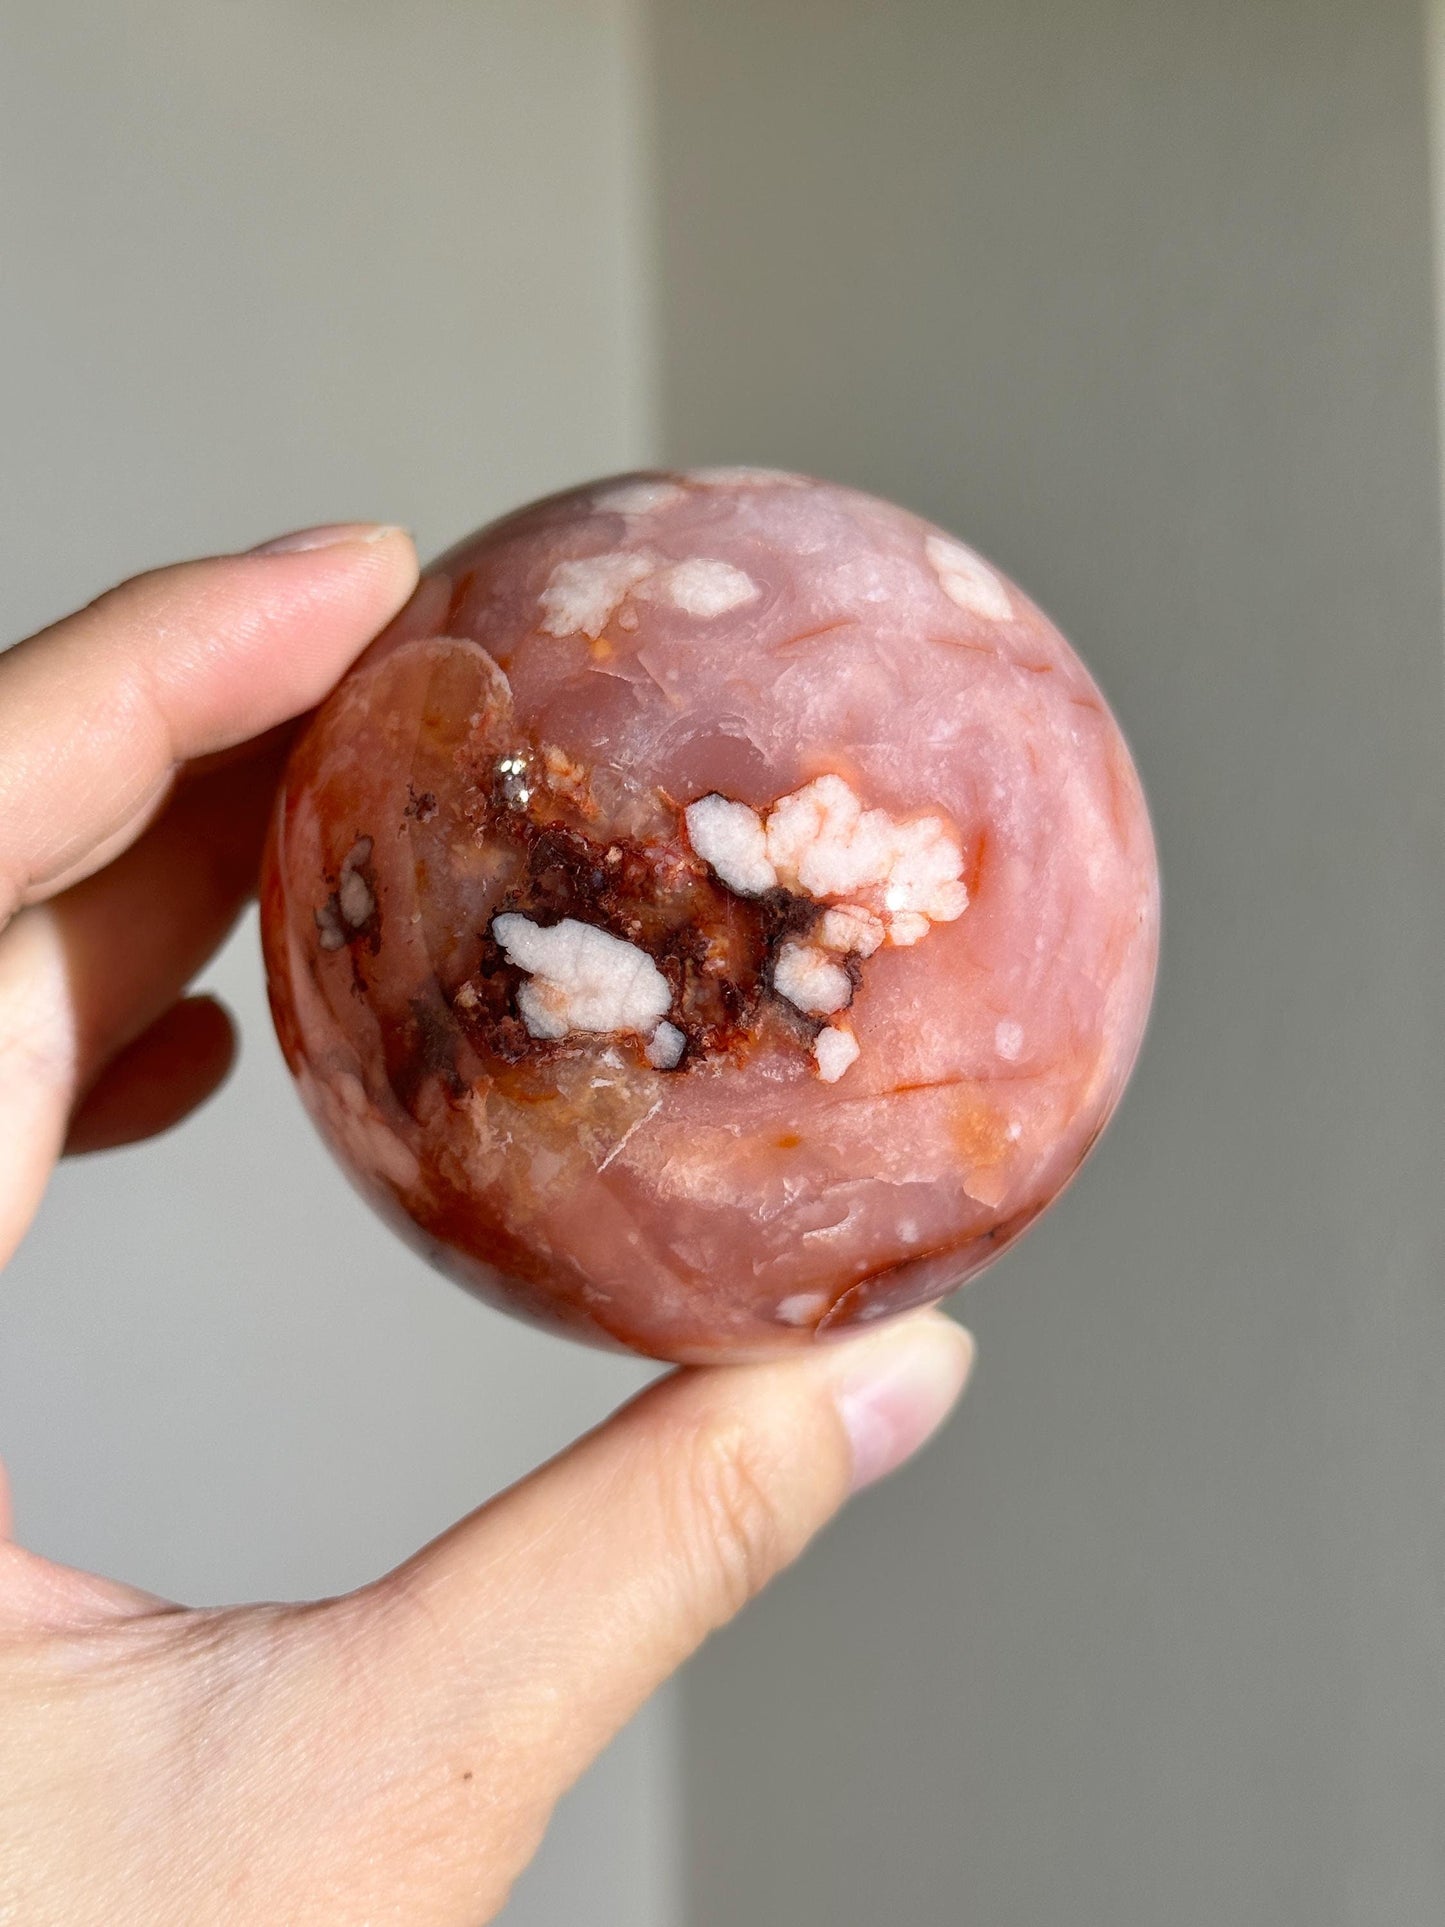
<box><xmin>261</xmin><ymin>470</ymin><xmax>1159</xmax><ymax>1361</ymax></box>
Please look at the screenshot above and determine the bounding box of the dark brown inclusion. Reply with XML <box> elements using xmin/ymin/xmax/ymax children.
<box><xmin>441</xmin><ymin>749</ymin><xmax>854</xmax><ymax>1071</ymax></box>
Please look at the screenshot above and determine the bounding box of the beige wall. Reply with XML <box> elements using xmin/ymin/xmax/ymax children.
<box><xmin>0</xmin><ymin>6</ymin><xmax>673</xmax><ymax>1923</ymax></box>
<box><xmin>653</xmin><ymin>2</ymin><xmax>1445</xmax><ymax>1922</ymax></box>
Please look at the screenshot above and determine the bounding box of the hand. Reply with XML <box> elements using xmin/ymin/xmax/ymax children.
<box><xmin>0</xmin><ymin>525</ymin><xmax>974</xmax><ymax>1925</ymax></box>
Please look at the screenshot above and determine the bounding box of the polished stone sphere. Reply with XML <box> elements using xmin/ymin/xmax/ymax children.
<box><xmin>261</xmin><ymin>470</ymin><xmax>1158</xmax><ymax>1361</ymax></box>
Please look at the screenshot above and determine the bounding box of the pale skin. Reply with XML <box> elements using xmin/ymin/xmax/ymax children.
<box><xmin>0</xmin><ymin>524</ymin><xmax>973</xmax><ymax>1924</ymax></box>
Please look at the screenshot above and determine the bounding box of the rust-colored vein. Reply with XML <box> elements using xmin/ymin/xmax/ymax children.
<box><xmin>931</xmin><ymin>633</ymin><xmax>995</xmax><ymax>657</ymax></box>
<box><xmin>444</xmin><ymin>569</ymin><xmax>478</xmax><ymax>630</ymax></box>
<box><xmin>967</xmin><ymin>827</ymin><xmax>989</xmax><ymax>899</ymax></box>
<box><xmin>771</xmin><ymin>617</ymin><xmax>860</xmax><ymax>657</ymax></box>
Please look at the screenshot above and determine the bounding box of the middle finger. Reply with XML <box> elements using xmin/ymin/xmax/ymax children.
<box><xmin>0</xmin><ymin>738</ymin><xmax>287</xmax><ymax>1266</ymax></box>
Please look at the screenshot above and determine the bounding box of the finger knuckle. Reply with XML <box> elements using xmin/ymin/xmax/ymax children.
<box><xmin>678</xmin><ymin>1415</ymin><xmax>791</xmax><ymax>1622</ymax></box>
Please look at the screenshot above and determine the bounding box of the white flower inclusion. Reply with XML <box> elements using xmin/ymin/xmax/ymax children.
<box><xmin>538</xmin><ymin>551</ymin><xmax>758</xmax><ymax>637</ymax></box>
<box><xmin>683</xmin><ymin>793</ymin><xmax>779</xmax><ymax>896</ymax></box>
<box><xmin>772</xmin><ymin>940</ymin><xmax>853</xmax><ymax>1017</ymax></box>
<box><xmin>645</xmin><ymin>557</ymin><xmax>758</xmax><ymax>618</ymax></box>
<box><xmin>813</xmin><ymin>1026</ymin><xmax>860</xmax><ymax>1083</ymax></box>
<box><xmin>492</xmin><ymin>915</ymin><xmax>672</xmax><ymax>1043</ymax></box>
<box><xmin>924</xmin><ymin>533</ymin><xmax>1013</xmax><ymax>622</ymax></box>
<box><xmin>538</xmin><ymin>553</ymin><xmax>655</xmax><ymax>639</ymax></box>
<box><xmin>646</xmin><ymin>1020</ymin><xmax>687</xmax><ymax>1069</ymax></box>
<box><xmin>685</xmin><ymin>775</ymin><xmax>967</xmax><ymax>943</ymax></box>
<box><xmin>685</xmin><ymin>774</ymin><xmax>970</xmax><ymax>1082</ymax></box>
<box><xmin>592</xmin><ymin>479</ymin><xmax>686</xmax><ymax>516</ymax></box>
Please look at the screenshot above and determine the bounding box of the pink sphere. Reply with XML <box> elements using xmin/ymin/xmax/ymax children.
<box><xmin>261</xmin><ymin>470</ymin><xmax>1159</xmax><ymax>1361</ymax></box>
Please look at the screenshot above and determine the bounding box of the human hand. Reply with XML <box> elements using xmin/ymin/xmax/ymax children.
<box><xmin>0</xmin><ymin>525</ymin><xmax>974</xmax><ymax>1924</ymax></box>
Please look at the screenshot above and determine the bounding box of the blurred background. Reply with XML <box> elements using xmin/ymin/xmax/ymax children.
<box><xmin>3</xmin><ymin>4</ymin><xmax>1444</xmax><ymax>1923</ymax></box>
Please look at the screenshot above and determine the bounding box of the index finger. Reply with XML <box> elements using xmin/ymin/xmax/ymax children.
<box><xmin>0</xmin><ymin>523</ymin><xmax>418</xmax><ymax>927</ymax></box>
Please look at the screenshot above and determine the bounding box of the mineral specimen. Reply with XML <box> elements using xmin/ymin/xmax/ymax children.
<box><xmin>261</xmin><ymin>470</ymin><xmax>1159</xmax><ymax>1361</ymax></box>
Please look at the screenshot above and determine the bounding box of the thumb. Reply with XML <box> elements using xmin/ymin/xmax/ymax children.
<box><xmin>270</xmin><ymin>1312</ymin><xmax>973</xmax><ymax>1922</ymax></box>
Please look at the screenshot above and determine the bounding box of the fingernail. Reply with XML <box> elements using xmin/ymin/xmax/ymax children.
<box><xmin>249</xmin><ymin>522</ymin><xmax>403</xmax><ymax>555</ymax></box>
<box><xmin>833</xmin><ymin>1318</ymin><xmax>975</xmax><ymax>1492</ymax></box>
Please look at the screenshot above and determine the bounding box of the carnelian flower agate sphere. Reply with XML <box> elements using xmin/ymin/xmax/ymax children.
<box><xmin>261</xmin><ymin>471</ymin><xmax>1158</xmax><ymax>1362</ymax></box>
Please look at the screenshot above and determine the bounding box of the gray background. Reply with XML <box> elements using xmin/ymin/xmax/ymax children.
<box><xmin>657</xmin><ymin>4</ymin><xmax>1445</xmax><ymax>1922</ymax></box>
<box><xmin>5</xmin><ymin>3</ymin><xmax>1445</xmax><ymax>1923</ymax></box>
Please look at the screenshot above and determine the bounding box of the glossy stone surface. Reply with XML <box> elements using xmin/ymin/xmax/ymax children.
<box><xmin>261</xmin><ymin>471</ymin><xmax>1159</xmax><ymax>1361</ymax></box>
